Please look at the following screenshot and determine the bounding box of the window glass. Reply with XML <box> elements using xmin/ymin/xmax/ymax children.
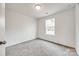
<box><xmin>45</xmin><ymin>18</ymin><xmax>55</xmax><ymax>35</ymax></box>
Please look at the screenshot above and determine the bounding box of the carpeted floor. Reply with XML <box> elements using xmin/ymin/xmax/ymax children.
<box><xmin>6</xmin><ymin>39</ymin><xmax>77</xmax><ymax>56</ymax></box>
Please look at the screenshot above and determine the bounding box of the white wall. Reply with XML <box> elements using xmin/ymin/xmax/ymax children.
<box><xmin>37</xmin><ymin>7</ymin><xmax>75</xmax><ymax>48</ymax></box>
<box><xmin>75</xmin><ymin>4</ymin><xmax>79</xmax><ymax>55</ymax></box>
<box><xmin>0</xmin><ymin>3</ymin><xmax>5</xmax><ymax>56</ymax></box>
<box><xmin>5</xmin><ymin>9</ymin><xmax>36</xmax><ymax>47</ymax></box>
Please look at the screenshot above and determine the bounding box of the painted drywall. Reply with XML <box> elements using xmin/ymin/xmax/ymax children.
<box><xmin>0</xmin><ymin>3</ymin><xmax>5</xmax><ymax>56</ymax></box>
<box><xmin>37</xmin><ymin>7</ymin><xmax>75</xmax><ymax>48</ymax></box>
<box><xmin>5</xmin><ymin>8</ymin><xmax>36</xmax><ymax>47</ymax></box>
<box><xmin>75</xmin><ymin>4</ymin><xmax>79</xmax><ymax>55</ymax></box>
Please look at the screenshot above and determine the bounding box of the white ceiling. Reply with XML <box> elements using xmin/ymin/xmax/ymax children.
<box><xmin>6</xmin><ymin>3</ymin><xmax>75</xmax><ymax>19</ymax></box>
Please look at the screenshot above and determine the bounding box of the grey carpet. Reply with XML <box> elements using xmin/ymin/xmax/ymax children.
<box><xmin>6</xmin><ymin>39</ymin><xmax>77</xmax><ymax>56</ymax></box>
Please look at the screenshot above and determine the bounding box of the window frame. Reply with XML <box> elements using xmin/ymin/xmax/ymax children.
<box><xmin>45</xmin><ymin>18</ymin><xmax>55</xmax><ymax>35</ymax></box>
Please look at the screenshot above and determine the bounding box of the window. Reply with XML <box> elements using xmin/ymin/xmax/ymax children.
<box><xmin>45</xmin><ymin>18</ymin><xmax>55</xmax><ymax>35</ymax></box>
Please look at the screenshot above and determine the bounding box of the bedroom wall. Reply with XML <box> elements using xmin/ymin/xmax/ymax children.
<box><xmin>0</xmin><ymin>3</ymin><xmax>5</xmax><ymax>56</ymax></box>
<box><xmin>75</xmin><ymin>4</ymin><xmax>79</xmax><ymax>55</ymax></box>
<box><xmin>5</xmin><ymin>8</ymin><xmax>37</xmax><ymax>47</ymax></box>
<box><xmin>37</xmin><ymin>7</ymin><xmax>75</xmax><ymax>48</ymax></box>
